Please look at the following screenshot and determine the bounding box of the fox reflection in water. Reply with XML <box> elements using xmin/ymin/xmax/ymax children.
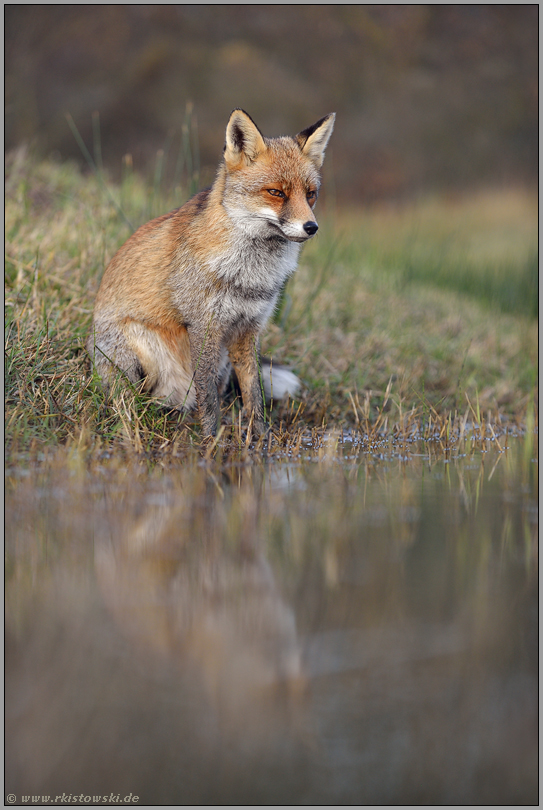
<box><xmin>95</xmin><ymin>500</ymin><xmax>307</xmax><ymax>715</ymax></box>
<box><xmin>6</xmin><ymin>487</ymin><xmax>314</xmax><ymax>802</ymax></box>
<box><xmin>6</xmin><ymin>447</ymin><xmax>538</xmax><ymax>804</ymax></box>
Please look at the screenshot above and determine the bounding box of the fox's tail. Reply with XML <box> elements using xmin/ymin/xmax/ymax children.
<box><xmin>259</xmin><ymin>360</ymin><xmax>301</xmax><ymax>402</ymax></box>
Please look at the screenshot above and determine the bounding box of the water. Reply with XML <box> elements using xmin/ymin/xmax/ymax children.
<box><xmin>5</xmin><ymin>437</ymin><xmax>538</xmax><ymax>805</ymax></box>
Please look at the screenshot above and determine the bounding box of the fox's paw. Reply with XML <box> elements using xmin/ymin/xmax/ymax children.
<box><xmin>244</xmin><ymin>415</ymin><xmax>269</xmax><ymax>445</ymax></box>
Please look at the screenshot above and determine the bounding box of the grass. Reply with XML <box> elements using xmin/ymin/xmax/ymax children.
<box><xmin>4</xmin><ymin>145</ymin><xmax>538</xmax><ymax>465</ymax></box>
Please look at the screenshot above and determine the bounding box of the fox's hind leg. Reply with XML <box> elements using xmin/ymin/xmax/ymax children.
<box><xmin>88</xmin><ymin>319</ymin><xmax>196</xmax><ymax>410</ymax></box>
<box><xmin>87</xmin><ymin>321</ymin><xmax>146</xmax><ymax>391</ymax></box>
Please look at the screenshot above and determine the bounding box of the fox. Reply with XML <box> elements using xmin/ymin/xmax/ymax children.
<box><xmin>87</xmin><ymin>109</ymin><xmax>335</xmax><ymax>438</ymax></box>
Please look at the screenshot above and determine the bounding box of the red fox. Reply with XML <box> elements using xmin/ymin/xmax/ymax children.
<box><xmin>87</xmin><ymin>109</ymin><xmax>335</xmax><ymax>437</ymax></box>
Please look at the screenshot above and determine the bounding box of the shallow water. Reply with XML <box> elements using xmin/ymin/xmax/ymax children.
<box><xmin>5</xmin><ymin>436</ymin><xmax>538</xmax><ymax>805</ymax></box>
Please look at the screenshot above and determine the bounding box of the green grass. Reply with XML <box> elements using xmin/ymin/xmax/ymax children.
<box><xmin>339</xmin><ymin>192</ymin><xmax>538</xmax><ymax>318</ymax></box>
<box><xmin>4</xmin><ymin>147</ymin><xmax>538</xmax><ymax>462</ymax></box>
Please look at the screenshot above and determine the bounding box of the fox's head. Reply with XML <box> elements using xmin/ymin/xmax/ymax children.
<box><xmin>221</xmin><ymin>109</ymin><xmax>335</xmax><ymax>243</ymax></box>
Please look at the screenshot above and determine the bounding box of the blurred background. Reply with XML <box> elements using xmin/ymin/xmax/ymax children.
<box><xmin>5</xmin><ymin>4</ymin><xmax>538</xmax><ymax>204</ymax></box>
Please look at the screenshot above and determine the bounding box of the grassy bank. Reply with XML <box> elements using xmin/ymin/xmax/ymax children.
<box><xmin>5</xmin><ymin>148</ymin><xmax>538</xmax><ymax>462</ymax></box>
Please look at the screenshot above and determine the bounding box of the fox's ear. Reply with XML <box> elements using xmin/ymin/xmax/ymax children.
<box><xmin>296</xmin><ymin>113</ymin><xmax>336</xmax><ymax>169</ymax></box>
<box><xmin>224</xmin><ymin>109</ymin><xmax>267</xmax><ymax>168</ymax></box>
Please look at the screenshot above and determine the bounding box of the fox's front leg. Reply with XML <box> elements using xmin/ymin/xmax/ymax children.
<box><xmin>228</xmin><ymin>333</ymin><xmax>266</xmax><ymax>437</ymax></box>
<box><xmin>188</xmin><ymin>328</ymin><xmax>222</xmax><ymax>438</ymax></box>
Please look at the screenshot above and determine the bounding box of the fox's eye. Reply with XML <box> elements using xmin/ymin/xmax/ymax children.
<box><xmin>267</xmin><ymin>188</ymin><xmax>285</xmax><ymax>198</ymax></box>
<box><xmin>307</xmin><ymin>190</ymin><xmax>317</xmax><ymax>202</ymax></box>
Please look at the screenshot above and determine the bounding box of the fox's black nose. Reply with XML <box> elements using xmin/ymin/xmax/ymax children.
<box><xmin>303</xmin><ymin>221</ymin><xmax>318</xmax><ymax>236</ymax></box>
